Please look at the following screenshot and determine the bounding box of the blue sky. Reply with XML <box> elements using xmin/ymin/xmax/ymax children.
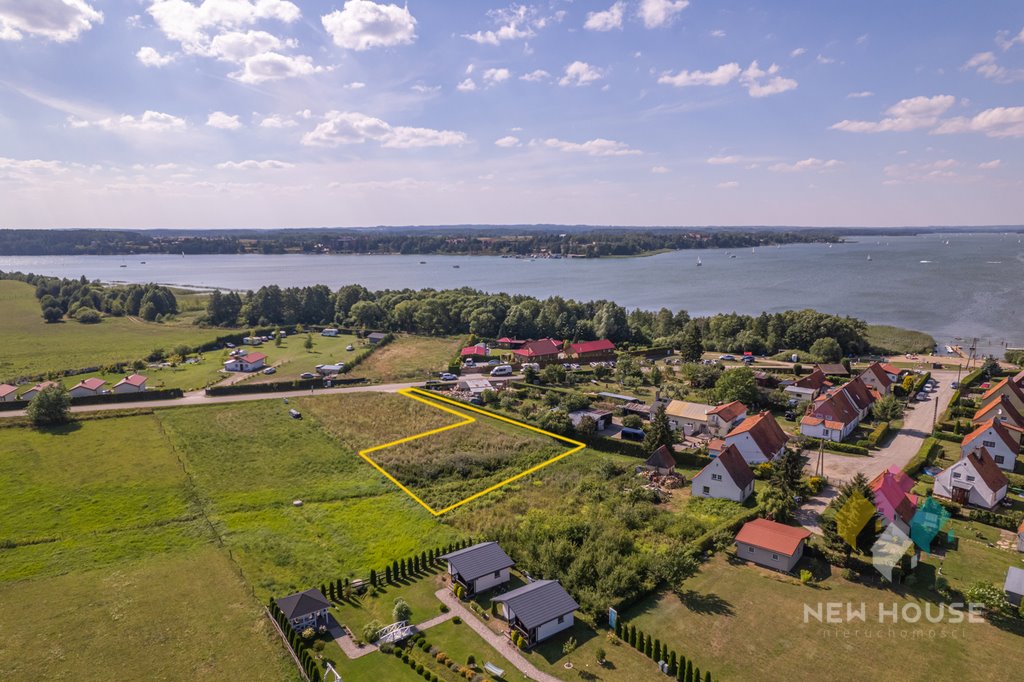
<box><xmin>1</xmin><ymin>0</ymin><xmax>1022</xmax><ymax>228</ymax></box>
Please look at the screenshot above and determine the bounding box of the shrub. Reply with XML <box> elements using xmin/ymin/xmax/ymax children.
<box><xmin>452</xmin><ymin>616</ymin><xmax>462</xmax><ymax>625</ymax></box>
<box><xmin>313</xmin><ymin>640</ymin><xmax>326</xmax><ymax>652</ymax></box>
<box><xmin>800</xmin><ymin>570</ymin><xmax>813</xmax><ymax>585</ymax></box>
<box><xmin>467</xmin><ymin>654</ymin><xmax>475</xmax><ymax>666</ymax></box>
<box><xmin>75</xmin><ymin>307</ymin><xmax>102</xmax><ymax>324</ymax></box>
<box><xmin>866</xmin><ymin>421</ymin><xmax>890</xmax><ymax>447</ymax></box>
<box><xmin>439</xmin><ymin>604</ymin><xmax>449</xmax><ymax>614</ymax></box>
<box><xmin>26</xmin><ymin>384</ymin><xmax>72</xmax><ymax>427</ymax></box>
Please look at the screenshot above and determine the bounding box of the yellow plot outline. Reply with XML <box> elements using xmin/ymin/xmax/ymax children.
<box><xmin>358</xmin><ymin>388</ymin><xmax>586</xmax><ymax>516</ymax></box>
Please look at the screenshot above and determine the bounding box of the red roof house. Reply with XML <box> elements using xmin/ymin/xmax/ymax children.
<box><xmin>460</xmin><ymin>343</ymin><xmax>489</xmax><ymax>358</ymax></box>
<box><xmin>569</xmin><ymin>339</ymin><xmax>616</xmax><ymax>358</ymax></box>
<box><xmin>512</xmin><ymin>338</ymin><xmax>562</xmax><ymax>361</ymax></box>
<box><xmin>734</xmin><ymin>518</ymin><xmax>812</xmax><ymax>571</ymax></box>
<box><xmin>724</xmin><ymin>411</ymin><xmax>788</xmax><ymax>464</ymax></box>
<box><xmin>869</xmin><ymin>466</ymin><xmax>918</xmax><ymax>532</ymax></box>
<box><xmin>0</xmin><ymin>384</ymin><xmax>18</xmax><ymax>402</ymax></box>
<box><xmin>961</xmin><ymin>418</ymin><xmax>1020</xmax><ymax>471</ymax></box>
<box><xmin>800</xmin><ymin>387</ymin><xmax>861</xmax><ymax>441</ymax></box>
<box><xmin>974</xmin><ymin>395</ymin><xmax>1024</xmax><ymax>429</ymax></box>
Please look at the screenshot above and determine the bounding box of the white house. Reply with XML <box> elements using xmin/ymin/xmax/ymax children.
<box><xmin>0</xmin><ymin>384</ymin><xmax>18</xmax><ymax>403</ymax></box>
<box><xmin>961</xmin><ymin>419</ymin><xmax>1019</xmax><ymax>471</ymax></box>
<box><xmin>224</xmin><ymin>352</ymin><xmax>267</xmax><ymax>372</ymax></box>
<box><xmin>734</xmin><ymin>518</ymin><xmax>812</xmax><ymax>573</ymax></box>
<box><xmin>112</xmin><ymin>374</ymin><xmax>148</xmax><ymax>393</ymax></box>
<box><xmin>68</xmin><ymin>377</ymin><xmax>106</xmax><ymax>398</ymax></box>
<box><xmin>933</xmin><ymin>448</ymin><xmax>1009</xmax><ymax>510</ymax></box>
<box><xmin>981</xmin><ymin>377</ymin><xmax>1024</xmax><ymax>415</ymax></box>
<box><xmin>723</xmin><ymin>411</ymin><xmax>789</xmax><ymax>465</ymax></box>
<box><xmin>692</xmin><ymin>444</ymin><xmax>755</xmax><ymax>503</ymax></box>
<box><xmin>705</xmin><ymin>400</ymin><xmax>748</xmax><ymax>437</ymax></box>
<box><xmin>783</xmin><ymin>368</ymin><xmax>831</xmax><ymax>402</ymax></box>
<box><xmin>663</xmin><ymin>400</ymin><xmax>713</xmax><ymax>435</ymax></box>
<box><xmin>19</xmin><ymin>381</ymin><xmax>60</xmax><ymax>401</ymax></box>
<box><xmin>276</xmin><ymin>588</ymin><xmax>330</xmax><ymax>630</ymax></box>
<box><xmin>973</xmin><ymin>396</ymin><xmax>1024</xmax><ymax>430</ymax></box>
<box><xmin>800</xmin><ymin>387</ymin><xmax>861</xmax><ymax>442</ymax></box>
<box><xmin>439</xmin><ymin>542</ymin><xmax>514</xmax><ymax>596</ymax></box>
<box><xmin>859</xmin><ymin>362</ymin><xmax>895</xmax><ymax>396</ymax></box>
<box><xmin>1005</xmin><ymin>567</ymin><xmax>1024</xmax><ymax>608</ymax></box>
<box><xmin>492</xmin><ymin>580</ymin><xmax>579</xmax><ymax>647</ymax></box>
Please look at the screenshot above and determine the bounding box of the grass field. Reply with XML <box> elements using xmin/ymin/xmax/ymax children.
<box><xmin>349</xmin><ymin>334</ymin><xmax>463</xmax><ymax>383</ymax></box>
<box><xmin>245</xmin><ymin>332</ymin><xmax>370</xmax><ymax>384</ymax></box>
<box><xmin>0</xmin><ymin>280</ymin><xmax>237</xmax><ymax>383</ymax></box>
<box><xmin>624</xmin><ymin>553</ymin><xmax>1023</xmax><ymax>681</ymax></box>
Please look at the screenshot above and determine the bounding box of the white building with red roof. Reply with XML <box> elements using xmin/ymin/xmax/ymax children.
<box><xmin>722</xmin><ymin>411</ymin><xmax>789</xmax><ymax>464</ymax></box>
<box><xmin>860</xmin><ymin>362</ymin><xmax>895</xmax><ymax>395</ymax></box>
<box><xmin>20</xmin><ymin>381</ymin><xmax>60</xmax><ymax>400</ymax></box>
<box><xmin>0</xmin><ymin>384</ymin><xmax>18</xmax><ymax>403</ymax></box>
<box><xmin>705</xmin><ymin>401</ymin><xmax>748</xmax><ymax>437</ymax></box>
<box><xmin>734</xmin><ymin>518</ymin><xmax>812</xmax><ymax>572</ymax></box>
<box><xmin>224</xmin><ymin>352</ymin><xmax>267</xmax><ymax>372</ymax></box>
<box><xmin>934</xmin><ymin>448</ymin><xmax>1009</xmax><ymax>510</ymax></box>
<box><xmin>112</xmin><ymin>374</ymin><xmax>148</xmax><ymax>394</ymax></box>
<box><xmin>869</xmin><ymin>466</ymin><xmax>918</xmax><ymax>534</ymax></box>
<box><xmin>69</xmin><ymin>377</ymin><xmax>107</xmax><ymax>398</ymax></box>
<box><xmin>980</xmin><ymin>377</ymin><xmax>1024</xmax><ymax>414</ymax></box>
<box><xmin>569</xmin><ymin>339</ymin><xmax>616</xmax><ymax>360</ymax></box>
<box><xmin>974</xmin><ymin>395</ymin><xmax>1024</xmax><ymax>430</ymax></box>
<box><xmin>783</xmin><ymin>368</ymin><xmax>832</xmax><ymax>402</ymax></box>
<box><xmin>800</xmin><ymin>387</ymin><xmax>861</xmax><ymax>441</ymax></box>
<box><xmin>460</xmin><ymin>343</ymin><xmax>489</xmax><ymax>360</ymax></box>
<box><xmin>961</xmin><ymin>418</ymin><xmax>1020</xmax><ymax>471</ymax></box>
<box><xmin>692</xmin><ymin>445</ymin><xmax>755</xmax><ymax>503</ymax></box>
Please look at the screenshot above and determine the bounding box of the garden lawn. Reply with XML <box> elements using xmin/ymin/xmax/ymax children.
<box><xmin>524</xmin><ymin>617</ymin><xmax>665</xmax><ymax>682</ymax></box>
<box><xmin>330</xmin><ymin>567</ymin><xmax>448</xmax><ymax>637</ymax></box>
<box><xmin>414</xmin><ymin>618</ymin><xmax>532</xmax><ymax>682</ymax></box>
<box><xmin>349</xmin><ymin>334</ymin><xmax>463</xmax><ymax>383</ymax></box>
<box><xmin>0</xmin><ymin>279</ymin><xmax>236</xmax><ymax>382</ymax></box>
<box><xmin>0</xmin><ymin>546</ymin><xmax>296</xmax><ymax>682</ymax></box>
<box><xmin>623</xmin><ymin>553</ymin><xmax>1024</xmax><ymax>682</ymax></box>
<box><xmin>244</xmin><ymin>332</ymin><xmax>369</xmax><ymax>383</ymax></box>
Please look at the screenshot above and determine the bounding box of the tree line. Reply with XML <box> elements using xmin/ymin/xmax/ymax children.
<box><xmin>0</xmin><ymin>271</ymin><xmax>178</xmax><ymax>322</ymax></box>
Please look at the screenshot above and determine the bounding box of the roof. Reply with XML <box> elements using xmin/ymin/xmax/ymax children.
<box><xmin>241</xmin><ymin>352</ymin><xmax>267</xmax><ymax>363</ymax></box>
<box><xmin>879</xmin><ymin>363</ymin><xmax>901</xmax><ymax>376</ymax></box>
<box><xmin>869</xmin><ymin>466</ymin><xmax>917</xmax><ymax>525</ymax></box>
<box><xmin>982</xmin><ymin>377</ymin><xmax>1024</xmax><ymax>404</ymax></box>
<box><xmin>598</xmin><ymin>392</ymin><xmax>638</xmax><ymax>402</ymax></box>
<box><xmin>276</xmin><ymin>588</ymin><xmax>330</xmax><ymax>619</ymax></box>
<box><xmin>460</xmin><ymin>344</ymin><xmax>489</xmax><ymax>357</ymax></box>
<box><xmin>645</xmin><ymin>444</ymin><xmax>677</xmax><ymax>470</ymax></box>
<box><xmin>735</xmin><ymin>518</ymin><xmax>811</xmax><ymax>556</ymax></box>
<box><xmin>806</xmin><ymin>387</ymin><xmax>860</xmax><ymax>427</ymax></box>
<box><xmin>701</xmin><ymin>444</ymin><xmax>755</xmax><ymax>490</ymax></box>
<box><xmin>570</xmin><ymin>339</ymin><xmax>616</xmax><ymax>355</ymax></box>
<box><xmin>115</xmin><ymin>374</ymin><xmax>147</xmax><ymax>387</ymax></box>
<box><xmin>497</xmin><ymin>337</ymin><xmax>526</xmax><ymax>346</ymax></box>
<box><xmin>367</xmin><ymin>332</ymin><xmax>387</xmax><ymax>339</ymax></box>
<box><xmin>664</xmin><ymin>400</ymin><xmax>712</xmax><ymax>422</ymax></box>
<box><xmin>974</xmin><ymin>395</ymin><xmax>1024</xmax><ymax>427</ymax></box>
<box><xmin>512</xmin><ymin>338</ymin><xmax>562</xmax><ymax>358</ymax></box>
<box><xmin>962</xmin><ymin>448</ymin><xmax>1009</xmax><ymax>492</ymax></box>
<box><xmin>707</xmin><ymin>400</ymin><xmax>747</xmax><ymax>422</ymax></box>
<box><xmin>1018</xmin><ymin>518</ymin><xmax>1024</xmax><ymax>534</ymax></box>
<box><xmin>73</xmin><ymin>377</ymin><xmax>106</xmax><ymax>391</ymax></box>
<box><xmin>0</xmin><ymin>384</ymin><xmax>17</xmax><ymax>398</ymax></box>
<box><xmin>727</xmin><ymin>411</ymin><xmax>788</xmax><ymax>459</ymax></box>
<box><xmin>438</xmin><ymin>542</ymin><xmax>515</xmax><ymax>582</ymax></box>
<box><xmin>861</xmin><ymin>363</ymin><xmax>894</xmax><ymax>390</ymax></box>
<box><xmin>841</xmin><ymin>377</ymin><xmax>877</xmax><ymax>412</ymax></box>
<box><xmin>962</xmin><ymin>418</ymin><xmax>1017</xmax><ymax>453</ymax></box>
<box><xmin>816</xmin><ymin>363</ymin><xmax>849</xmax><ymax>376</ymax></box>
<box><xmin>793</xmin><ymin>369</ymin><xmax>830</xmax><ymax>391</ymax></box>
<box><xmin>1004</xmin><ymin>567</ymin><xmax>1024</xmax><ymax>596</ymax></box>
<box><xmin>491</xmin><ymin>580</ymin><xmax>579</xmax><ymax>629</ymax></box>
<box><xmin>26</xmin><ymin>381</ymin><xmax>59</xmax><ymax>393</ymax></box>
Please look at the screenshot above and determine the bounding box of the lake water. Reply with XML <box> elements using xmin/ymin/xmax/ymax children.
<box><xmin>3</xmin><ymin>233</ymin><xmax>1022</xmax><ymax>354</ymax></box>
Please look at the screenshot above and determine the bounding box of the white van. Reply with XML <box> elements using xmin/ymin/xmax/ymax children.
<box><xmin>490</xmin><ymin>364</ymin><xmax>513</xmax><ymax>377</ymax></box>
<box><xmin>521</xmin><ymin>362</ymin><xmax>540</xmax><ymax>372</ymax></box>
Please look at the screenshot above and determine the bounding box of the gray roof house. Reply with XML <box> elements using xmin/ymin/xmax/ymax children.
<box><xmin>439</xmin><ymin>542</ymin><xmax>515</xmax><ymax>596</ymax></box>
<box><xmin>367</xmin><ymin>332</ymin><xmax>388</xmax><ymax>344</ymax></box>
<box><xmin>277</xmin><ymin>588</ymin><xmax>331</xmax><ymax>630</ymax></box>
<box><xmin>492</xmin><ymin>580</ymin><xmax>579</xmax><ymax>647</ymax></box>
<box><xmin>1005</xmin><ymin>566</ymin><xmax>1024</xmax><ymax>607</ymax></box>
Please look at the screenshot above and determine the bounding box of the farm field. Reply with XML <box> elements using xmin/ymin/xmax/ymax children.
<box><xmin>623</xmin><ymin>553</ymin><xmax>1024</xmax><ymax>682</ymax></box>
<box><xmin>348</xmin><ymin>334</ymin><xmax>463</xmax><ymax>383</ymax></box>
<box><xmin>0</xmin><ymin>279</ymin><xmax>237</xmax><ymax>383</ymax></box>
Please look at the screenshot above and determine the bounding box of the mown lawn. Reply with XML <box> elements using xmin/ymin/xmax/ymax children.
<box><xmin>414</xmin><ymin>618</ymin><xmax>532</xmax><ymax>682</ymax></box>
<box><xmin>0</xmin><ymin>280</ymin><xmax>237</xmax><ymax>382</ymax></box>
<box><xmin>349</xmin><ymin>334</ymin><xmax>463</xmax><ymax>383</ymax></box>
<box><xmin>330</xmin><ymin>567</ymin><xmax>448</xmax><ymax>637</ymax></box>
<box><xmin>244</xmin><ymin>332</ymin><xmax>370</xmax><ymax>384</ymax></box>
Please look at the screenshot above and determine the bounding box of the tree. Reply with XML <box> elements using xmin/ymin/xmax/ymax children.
<box><xmin>773</xmin><ymin>449</ymin><xmax>806</xmax><ymax>494</ymax></box>
<box><xmin>393</xmin><ymin>598</ymin><xmax>412</xmax><ymax>622</ymax></box>
<box><xmin>27</xmin><ymin>385</ymin><xmax>72</xmax><ymax>427</ymax></box>
<box><xmin>75</xmin><ymin>307</ymin><xmax>101</xmax><ymax>323</ymax></box>
<box><xmin>523</xmin><ymin>365</ymin><xmax>539</xmax><ymax>383</ymax></box>
<box><xmin>872</xmin><ymin>394</ymin><xmax>903</xmax><ymax>421</ymax></box>
<box><xmin>678</xmin><ymin>323</ymin><xmax>704</xmax><ymax>362</ymax></box>
<box><xmin>643</xmin><ymin>405</ymin><xmax>676</xmax><ymax>454</ymax></box>
<box><xmin>304</xmin><ymin>333</ymin><xmax>314</xmax><ymax>351</ymax></box>
<box><xmin>809</xmin><ymin>337</ymin><xmax>842</xmax><ymax>362</ymax></box>
<box><xmin>758</xmin><ymin>480</ymin><xmax>796</xmax><ymax>522</ymax></box>
<box><xmin>575</xmin><ymin>416</ymin><xmax>597</xmax><ymax>439</ymax></box>
<box><xmin>714</xmin><ymin>367</ymin><xmax>758</xmax><ymax>405</ymax></box>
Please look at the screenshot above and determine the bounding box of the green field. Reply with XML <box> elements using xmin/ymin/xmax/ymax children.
<box><xmin>349</xmin><ymin>334</ymin><xmax>463</xmax><ymax>383</ymax></box>
<box><xmin>0</xmin><ymin>280</ymin><xmax>237</xmax><ymax>383</ymax></box>
<box><xmin>245</xmin><ymin>332</ymin><xmax>370</xmax><ymax>384</ymax></box>
<box><xmin>865</xmin><ymin>324</ymin><xmax>937</xmax><ymax>355</ymax></box>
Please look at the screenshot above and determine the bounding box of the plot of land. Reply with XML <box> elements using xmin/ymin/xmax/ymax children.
<box><xmin>245</xmin><ymin>332</ymin><xmax>370</xmax><ymax>384</ymax></box>
<box><xmin>348</xmin><ymin>334</ymin><xmax>463</xmax><ymax>383</ymax></box>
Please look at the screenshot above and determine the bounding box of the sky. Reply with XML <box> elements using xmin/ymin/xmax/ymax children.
<box><xmin>1</xmin><ymin>0</ymin><xmax>1023</xmax><ymax>229</ymax></box>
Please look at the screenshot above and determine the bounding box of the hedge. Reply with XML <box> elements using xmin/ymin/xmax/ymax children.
<box><xmin>800</xmin><ymin>437</ymin><xmax>869</xmax><ymax>456</ymax></box>
<box><xmin>689</xmin><ymin>505</ymin><xmax>762</xmax><ymax>556</ymax></box>
<box><xmin>616</xmin><ymin>619</ymin><xmax>714</xmax><ymax>682</ymax></box>
<box><xmin>205</xmin><ymin>376</ymin><xmax>366</xmax><ymax>396</ymax></box>
<box><xmin>931</xmin><ymin>430</ymin><xmax>962</xmax><ymax>444</ymax></box>
<box><xmin>903</xmin><ymin>438</ymin><xmax>939</xmax><ymax>477</ymax></box>
<box><xmin>71</xmin><ymin>387</ymin><xmax>183</xmax><ymax>406</ymax></box>
<box><xmin>583</xmin><ymin>434</ymin><xmax>711</xmax><ymax>468</ymax></box>
<box><xmin>968</xmin><ymin>509</ymin><xmax>1024</xmax><ymax>531</ymax></box>
<box><xmin>959</xmin><ymin>366</ymin><xmax>985</xmax><ymax>389</ymax></box>
<box><xmin>866</xmin><ymin>421</ymin><xmax>890</xmax><ymax>448</ymax></box>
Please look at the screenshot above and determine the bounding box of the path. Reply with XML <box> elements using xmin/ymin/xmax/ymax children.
<box><xmin>434</xmin><ymin>589</ymin><xmax>561</xmax><ymax>682</ymax></box>
<box><xmin>797</xmin><ymin>370</ymin><xmax>958</xmax><ymax>534</ymax></box>
<box><xmin>330</xmin><ymin>609</ymin><xmax>457</xmax><ymax>660</ymax></box>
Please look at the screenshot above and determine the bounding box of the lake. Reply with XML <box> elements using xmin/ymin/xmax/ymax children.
<box><xmin>2</xmin><ymin>233</ymin><xmax>1022</xmax><ymax>354</ymax></box>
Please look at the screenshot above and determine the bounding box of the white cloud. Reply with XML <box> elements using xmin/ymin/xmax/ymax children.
<box><xmin>206</xmin><ymin>111</ymin><xmax>242</xmax><ymax>129</ymax></box>
<box><xmin>559</xmin><ymin>61</ymin><xmax>604</xmax><ymax>87</ymax></box>
<box><xmin>740</xmin><ymin>61</ymin><xmax>798</xmax><ymax>97</ymax></box>
<box><xmin>710</xmin><ymin>29</ymin><xmax>725</xmax><ymax>38</ymax></box>
<box><xmin>637</xmin><ymin>0</ymin><xmax>689</xmax><ymax>29</ymax></box>
<box><xmin>931</xmin><ymin>106</ymin><xmax>1024</xmax><ymax>138</ymax></box>
<box><xmin>537</xmin><ymin>138</ymin><xmax>641</xmax><ymax>156</ymax></box>
<box><xmin>790</xmin><ymin>47</ymin><xmax>806</xmax><ymax>57</ymax></box>
<box><xmin>71</xmin><ymin>110</ymin><xmax>187</xmax><ymax>133</ymax></box>
<box><xmin>258</xmin><ymin>114</ymin><xmax>297</xmax><ymax>128</ymax></box>
<box><xmin>816</xmin><ymin>54</ymin><xmax>835</xmax><ymax>65</ymax></box>
<box><xmin>847</xmin><ymin>90</ymin><xmax>874</xmax><ymax>98</ymax></box>
<box><xmin>137</xmin><ymin>46</ymin><xmax>175</xmax><ymax>67</ymax></box>
<box><xmin>410</xmin><ymin>83</ymin><xmax>439</xmax><ymax>94</ymax></box>
<box><xmin>147</xmin><ymin>0</ymin><xmax>300</xmax><ymax>53</ymax></box>
<box><xmin>495</xmin><ymin>136</ymin><xmax>521</xmax><ymax>148</ymax></box>
<box><xmin>301</xmin><ymin>111</ymin><xmax>467</xmax><ymax>149</ymax></box>
<box><xmin>216</xmin><ymin>159</ymin><xmax>293</xmax><ymax>170</ymax></box>
<box><xmin>707</xmin><ymin>155</ymin><xmax>741</xmax><ymax>165</ymax></box>
<box><xmin>584</xmin><ymin>2</ymin><xmax>625</xmax><ymax>32</ymax></box>
<box><xmin>717</xmin><ymin>180</ymin><xmax>739</xmax><ymax>189</ymax></box>
<box><xmin>462</xmin><ymin>4</ymin><xmax>537</xmax><ymax>45</ymax></box>
<box><xmin>229</xmin><ymin>52</ymin><xmax>324</xmax><ymax>83</ymax></box>
<box><xmin>831</xmin><ymin>95</ymin><xmax>956</xmax><ymax>133</ymax></box>
<box><xmin>658</xmin><ymin>62</ymin><xmax>740</xmax><ymax>87</ymax></box>
<box><xmin>768</xmin><ymin>157</ymin><xmax>843</xmax><ymax>172</ymax></box>
<box><xmin>995</xmin><ymin>25</ymin><xmax>1024</xmax><ymax>51</ymax></box>
<box><xmin>483</xmin><ymin>68</ymin><xmax>511</xmax><ymax>86</ymax></box>
<box><xmin>520</xmin><ymin>69</ymin><xmax>550</xmax><ymax>82</ymax></box>
<box><xmin>0</xmin><ymin>0</ymin><xmax>102</xmax><ymax>42</ymax></box>
<box><xmin>456</xmin><ymin>78</ymin><xmax>477</xmax><ymax>92</ymax></box>
<box><xmin>347</xmin><ymin>81</ymin><xmax>367</xmax><ymax>89</ymax></box>
<box><xmin>321</xmin><ymin>0</ymin><xmax>416</xmax><ymax>51</ymax></box>
<box><xmin>978</xmin><ymin>159</ymin><xmax>1002</xmax><ymax>169</ymax></box>
<box><xmin>962</xmin><ymin>51</ymin><xmax>1023</xmax><ymax>83</ymax></box>
<box><xmin>856</xmin><ymin>33</ymin><xmax>869</xmax><ymax>45</ymax></box>
<box><xmin>650</xmin><ymin>165</ymin><xmax>670</xmax><ymax>173</ymax></box>
<box><xmin>883</xmin><ymin>159</ymin><xmax>962</xmax><ymax>183</ymax></box>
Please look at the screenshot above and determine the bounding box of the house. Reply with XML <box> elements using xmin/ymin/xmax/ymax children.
<box><xmin>0</xmin><ymin>384</ymin><xmax>18</xmax><ymax>403</ymax></box>
<box><xmin>933</xmin><ymin>448</ymin><xmax>1009</xmax><ymax>510</ymax></box>
<box><xmin>841</xmin><ymin>376</ymin><xmax>879</xmax><ymax>420</ymax></box>
<box><xmin>460</xmin><ymin>343</ymin><xmax>490</xmax><ymax>360</ymax></box>
<box><xmin>568</xmin><ymin>408</ymin><xmax>613</xmax><ymax>431</ymax></box>
<box><xmin>68</xmin><ymin>377</ymin><xmax>106</xmax><ymax>398</ymax></box>
<box><xmin>800</xmin><ymin>387</ymin><xmax>862</xmax><ymax>442</ymax></box>
<box><xmin>980</xmin><ymin>377</ymin><xmax>1024</xmax><ymax>414</ymax></box>
<box><xmin>860</xmin><ymin>362</ymin><xmax>895</xmax><ymax>395</ymax></box>
<box><xmin>19</xmin><ymin>381</ymin><xmax>60</xmax><ymax>400</ymax></box>
<box><xmin>1017</xmin><ymin>519</ymin><xmax>1024</xmax><ymax>553</ymax></box>
<box><xmin>276</xmin><ymin>588</ymin><xmax>330</xmax><ymax>630</ymax></box>
<box><xmin>692</xmin><ymin>444</ymin><xmax>755</xmax><ymax>503</ymax></box>
<box><xmin>973</xmin><ymin>395</ymin><xmax>1024</xmax><ymax>430</ymax></box>
<box><xmin>663</xmin><ymin>400</ymin><xmax>714</xmax><ymax>435</ymax></box>
<box><xmin>816</xmin><ymin>363</ymin><xmax>850</xmax><ymax>378</ymax></box>
<box><xmin>458</xmin><ymin>377</ymin><xmax>494</xmax><ymax>395</ymax></box>
<box><xmin>511</xmin><ymin>338</ymin><xmax>562</xmax><ymax>364</ymax></box>
<box><xmin>869</xmin><ymin>466</ymin><xmax>918</xmax><ymax>533</ymax></box>
<box><xmin>705</xmin><ymin>400</ymin><xmax>748</xmax><ymax>437</ymax></box>
<box><xmin>724</xmin><ymin>411</ymin><xmax>789</xmax><ymax>464</ymax></box>
<box><xmin>621</xmin><ymin>402</ymin><xmax>652</xmax><ymax>420</ymax></box>
<box><xmin>316</xmin><ymin>363</ymin><xmax>344</xmax><ymax>376</ymax></box>
<box><xmin>223</xmin><ymin>352</ymin><xmax>267</xmax><ymax>372</ymax></box>
<box><xmin>439</xmin><ymin>541</ymin><xmax>515</xmax><ymax>596</ymax></box>
<box><xmin>960</xmin><ymin>419</ymin><xmax>1019</xmax><ymax>471</ymax></box>
<box><xmin>242</xmin><ymin>336</ymin><xmax>263</xmax><ymax>345</ymax></box>
<box><xmin>112</xmin><ymin>374</ymin><xmax>147</xmax><ymax>393</ymax></box>
<box><xmin>783</xmin><ymin>368</ymin><xmax>831</xmax><ymax>402</ymax></box>
<box><xmin>753</xmin><ymin>371</ymin><xmax>778</xmax><ymax>389</ymax></box>
<box><xmin>367</xmin><ymin>332</ymin><xmax>388</xmax><ymax>344</ymax></box>
<box><xmin>495</xmin><ymin>337</ymin><xmax>527</xmax><ymax>349</ymax></box>
<box><xmin>321</xmin><ymin>328</ymin><xmax>340</xmax><ymax>337</ymax></box>
<box><xmin>1004</xmin><ymin>567</ymin><xmax>1024</xmax><ymax>607</ymax></box>
<box><xmin>492</xmin><ymin>580</ymin><xmax>579</xmax><ymax>647</ymax></box>
<box><xmin>570</xmin><ymin>339</ymin><xmax>616</xmax><ymax>361</ymax></box>
<box><xmin>879</xmin><ymin>363</ymin><xmax>903</xmax><ymax>381</ymax></box>
<box><xmin>643</xmin><ymin>444</ymin><xmax>677</xmax><ymax>475</ymax></box>
<box><xmin>734</xmin><ymin>518</ymin><xmax>812</xmax><ymax>572</ymax></box>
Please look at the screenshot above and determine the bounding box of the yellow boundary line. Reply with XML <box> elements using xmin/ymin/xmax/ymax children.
<box><xmin>356</xmin><ymin>388</ymin><xmax>585</xmax><ymax>516</ymax></box>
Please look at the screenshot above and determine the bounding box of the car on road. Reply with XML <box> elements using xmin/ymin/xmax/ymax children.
<box><xmin>951</xmin><ymin>381</ymin><xmax>959</xmax><ymax>389</ymax></box>
<box><xmin>916</xmin><ymin>392</ymin><xmax>929</xmax><ymax>400</ymax></box>
<box><xmin>300</xmin><ymin>372</ymin><xmax>315</xmax><ymax>379</ymax></box>
<box><xmin>490</xmin><ymin>365</ymin><xmax>513</xmax><ymax>377</ymax></box>
<box><xmin>440</xmin><ymin>372</ymin><xmax>457</xmax><ymax>381</ymax></box>
<box><xmin>263</xmin><ymin>367</ymin><xmax>277</xmax><ymax>375</ymax></box>
<box><xmin>719</xmin><ymin>354</ymin><xmax>736</xmax><ymax>361</ymax></box>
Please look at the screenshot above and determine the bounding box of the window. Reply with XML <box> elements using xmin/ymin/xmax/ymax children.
<box><xmin>982</xmin><ymin>440</ymin><xmax>996</xmax><ymax>448</ymax></box>
<box><xmin>494</xmin><ymin>570</ymin><xmax>501</xmax><ymax>578</ymax></box>
<box><xmin>711</xmin><ymin>474</ymin><xmax>722</xmax><ymax>481</ymax></box>
<box><xmin>771</xmin><ymin>554</ymin><xmax>779</xmax><ymax>560</ymax></box>
<box><xmin>748</xmin><ymin>546</ymin><xmax>754</xmax><ymax>553</ymax></box>
<box><xmin>966</xmin><ymin>475</ymin><xmax>975</xmax><ymax>482</ymax></box>
<box><xmin>995</xmin><ymin>455</ymin><xmax>1005</xmax><ymax>464</ymax></box>
<box><xmin>952</xmin><ymin>472</ymin><xmax>961</xmax><ymax>479</ymax></box>
<box><xmin>702</xmin><ymin>486</ymin><xmax>710</xmax><ymax>495</ymax></box>
<box><xmin>557</xmin><ymin>615</ymin><xmax>564</xmax><ymax>624</ymax></box>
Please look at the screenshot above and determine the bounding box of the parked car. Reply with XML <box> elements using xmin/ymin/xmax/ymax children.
<box><xmin>440</xmin><ymin>372</ymin><xmax>457</xmax><ymax>381</ymax></box>
<box><xmin>951</xmin><ymin>381</ymin><xmax>960</xmax><ymax>389</ymax></box>
<box><xmin>463</xmin><ymin>359</ymin><xmax>475</xmax><ymax>367</ymax></box>
<box><xmin>916</xmin><ymin>392</ymin><xmax>929</xmax><ymax>401</ymax></box>
<box><xmin>346</xmin><ymin>344</ymin><xmax>354</xmax><ymax>351</ymax></box>
<box><xmin>719</xmin><ymin>354</ymin><xmax>736</xmax><ymax>361</ymax></box>
<box><xmin>263</xmin><ymin>367</ymin><xmax>277</xmax><ymax>375</ymax></box>
<box><xmin>490</xmin><ymin>365</ymin><xmax>513</xmax><ymax>377</ymax></box>
<box><xmin>289</xmin><ymin>409</ymin><xmax>301</xmax><ymax>419</ymax></box>
<box><xmin>300</xmin><ymin>372</ymin><xmax>315</xmax><ymax>379</ymax></box>
<box><xmin>784</xmin><ymin>411</ymin><xmax>796</xmax><ymax>421</ymax></box>
<box><xmin>487</xmin><ymin>359</ymin><xmax>500</xmax><ymax>365</ymax></box>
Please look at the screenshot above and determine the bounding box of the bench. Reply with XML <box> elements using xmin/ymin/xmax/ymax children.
<box><xmin>483</xmin><ymin>662</ymin><xmax>505</xmax><ymax>678</ymax></box>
